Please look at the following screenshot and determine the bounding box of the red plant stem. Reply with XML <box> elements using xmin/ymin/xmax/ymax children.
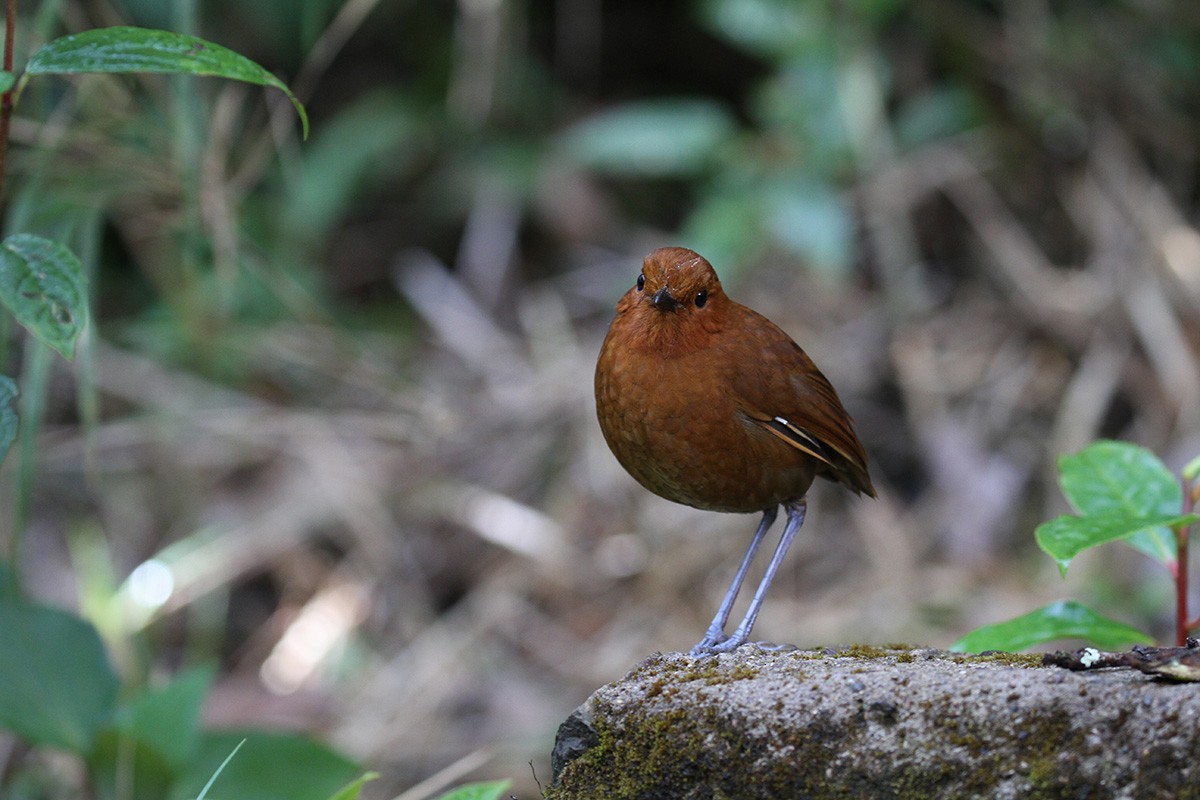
<box><xmin>0</xmin><ymin>0</ymin><xmax>14</xmax><ymax>213</ymax></box>
<box><xmin>1185</xmin><ymin>477</ymin><xmax>1200</xmax><ymax>640</ymax></box>
<box><xmin>1178</xmin><ymin>520</ymin><xmax>1189</xmax><ymax>646</ymax></box>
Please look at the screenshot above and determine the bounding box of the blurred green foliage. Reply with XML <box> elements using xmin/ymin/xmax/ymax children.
<box><xmin>0</xmin><ymin>13</ymin><xmax>367</xmax><ymax>800</ymax></box>
<box><xmin>9</xmin><ymin>0</ymin><xmax>1196</xmax><ymax>357</ymax></box>
<box><xmin>0</xmin><ymin>594</ymin><xmax>367</xmax><ymax>799</ymax></box>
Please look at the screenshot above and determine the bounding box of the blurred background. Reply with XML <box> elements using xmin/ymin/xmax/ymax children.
<box><xmin>3</xmin><ymin>0</ymin><xmax>1200</xmax><ymax>796</ymax></box>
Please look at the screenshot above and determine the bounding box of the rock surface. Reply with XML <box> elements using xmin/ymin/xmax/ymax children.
<box><xmin>548</xmin><ymin>645</ymin><xmax>1200</xmax><ymax>799</ymax></box>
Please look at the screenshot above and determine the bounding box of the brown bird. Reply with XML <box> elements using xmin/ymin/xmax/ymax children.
<box><xmin>595</xmin><ymin>247</ymin><xmax>875</xmax><ymax>654</ymax></box>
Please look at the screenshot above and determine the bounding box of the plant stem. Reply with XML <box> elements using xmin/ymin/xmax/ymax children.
<box><xmin>1177</xmin><ymin>519</ymin><xmax>1189</xmax><ymax>646</ymax></box>
<box><xmin>1185</xmin><ymin>476</ymin><xmax>1200</xmax><ymax>641</ymax></box>
<box><xmin>0</xmin><ymin>0</ymin><xmax>14</xmax><ymax>212</ymax></box>
<box><xmin>0</xmin><ymin>0</ymin><xmax>12</xmax><ymax>586</ymax></box>
<box><xmin>11</xmin><ymin>338</ymin><xmax>49</xmax><ymax>592</ymax></box>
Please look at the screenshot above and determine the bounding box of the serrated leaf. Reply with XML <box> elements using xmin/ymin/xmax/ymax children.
<box><xmin>949</xmin><ymin>600</ymin><xmax>1154</xmax><ymax>653</ymax></box>
<box><xmin>326</xmin><ymin>773</ymin><xmax>379</xmax><ymax>800</ymax></box>
<box><xmin>0</xmin><ymin>234</ymin><xmax>88</xmax><ymax>360</ymax></box>
<box><xmin>1035</xmin><ymin>512</ymin><xmax>1197</xmax><ymax>574</ymax></box>
<box><xmin>1059</xmin><ymin>440</ymin><xmax>1180</xmax><ymax>517</ymax></box>
<box><xmin>559</xmin><ymin>98</ymin><xmax>736</xmax><ymax>176</ymax></box>
<box><xmin>0</xmin><ymin>375</ymin><xmax>17</xmax><ymax>465</ymax></box>
<box><xmin>434</xmin><ymin>781</ymin><xmax>513</xmax><ymax>800</ymax></box>
<box><xmin>25</xmin><ymin>27</ymin><xmax>308</xmax><ymax>138</ymax></box>
<box><xmin>0</xmin><ymin>601</ymin><xmax>119</xmax><ymax>752</ymax></box>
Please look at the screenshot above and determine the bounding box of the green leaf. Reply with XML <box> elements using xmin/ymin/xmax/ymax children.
<box><xmin>25</xmin><ymin>27</ymin><xmax>308</xmax><ymax>138</ymax></box>
<box><xmin>0</xmin><ymin>375</ymin><xmax>17</xmax><ymax>465</ymax></box>
<box><xmin>285</xmin><ymin>91</ymin><xmax>420</xmax><ymax>238</ymax></box>
<box><xmin>1059</xmin><ymin>440</ymin><xmax>1180</xmax><ymax>517</ymax></box>
<box><xmin>764</xmin><ymin>181</ymin><xmax>854</xmax><ymax>276</ymax></box>
<box><xmin>0</xmin><ymin>71</ymin><xmax>13</xmax><ymax>93</ymax></box>
<box><xmin>0</xmin><ymin>234</ymin><xmax>88</xmax><ymax>360</ymax></box>
<box><xmin>559</xmin><ymin>98</ymin><xmax>736</xmax><ymax>176</ymax></box>
<box><xmin>114</xmin><ymin>665</ymin><xmax>213</xmax><ymax>770</ymax></box>
<box><xmin>325</xmin><ymin>773</ymin><xmax>379</xmax><ymax>800</ymax></box>
<box><xmin>89</xmin><ymin>730</ymin><xmax>175</xmax><ymax>800</ymax></box>
<box><xmin>170</xmin><ymin>731</ymin><xmax>360</xmax><ymax>800</ymax></box>
<box><xmin>680</xmin><ymin>186</ymin><xmax>763</xmax><ymax>272</ymax></box>
<box><xmin>1123</xmin><ymin>526</ymin><xmax>1184</xmax><ymax>566</ymax></box>
<box><xmin>753</xmin><ymin>57</ymin><xmax>851</xmax><ymax>169</ymax></box>
<box><xmin>1055</xmin><ymin>440</ymin><xmax>1189</xmax><ymax>566</ymax></box>
<box><xmin>1035</xmin><ymin>512</ymin><xmax>1197</xmax><ymax>574</ymax></box>
<box><xmin>196</xmin><ymin>738</ymin><xmax>246</xmax><ymax>800</ymax></box>
<box><xmin>949</xmin><ymin>600</ymin><xmax>1154</xmax><ymax>653</ymax></box>
<box><xmin>698</xmin><ymin>0</ymin><xmax>820</xmax><ymax>59</ymax></box>
<box><xmin>0</xmin><ymin>601</ymin><xmax>119</xmax><ymax>752</ymax></box>
<box><xmin>894</xmin><ymin>85</ymin><xmax>981</xmax><ymax>148</ymax></box>
<box><xmin>89</xmin><ymin>624</ymin><xmax>212</xmax><ymax>798</ymax></box>
<box><xmin>434</xmin><ymin>781</ymin><xmax>513</xmax><ymax>800</ymax></box>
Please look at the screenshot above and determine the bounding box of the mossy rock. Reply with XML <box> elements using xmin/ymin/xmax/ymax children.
<box><xmin>548</xmin><ymin>646</ymin><xmax>1200</xmax><ymax>799</ymax></box>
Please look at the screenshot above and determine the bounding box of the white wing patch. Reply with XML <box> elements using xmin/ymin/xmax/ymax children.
<box><xmin>761</xmin><ymin>415</ymin><xmax>834</xmax><ymax>466</ymax></box>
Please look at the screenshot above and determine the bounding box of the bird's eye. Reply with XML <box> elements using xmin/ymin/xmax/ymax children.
<box><xmin>695</xmin><ymin>289</ymin><xmax>708</xmax><ymax>308</ymax></box>
<box><xmin>636</xmin><ymin>274</ymin><xmax>645</xmax><ymax>291</ymax></box>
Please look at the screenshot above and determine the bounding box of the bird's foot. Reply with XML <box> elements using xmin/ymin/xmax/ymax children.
<box><xmin>689</xmin><ymin>637</ymin><xmax>798</xmax><ymax>656</ymax></box>
<box><xmin>687</xmin><ymin>624</ymin><xmax>729</xmax><ymax>655</ymax></box>
<box><xmin>689</xmin><ymin>631</ymin><xmax>745</xmax><ymax>656</ymax></box>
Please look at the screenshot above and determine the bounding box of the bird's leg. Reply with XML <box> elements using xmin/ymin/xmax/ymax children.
<box><xmin>704</xmin><ymin>499</ymin><xmax>807</xmax><ymax>654</ymax></box>
<box><xmin>689</xmin><ymin>507</ymin><xmax>778</xmax><ymax>655</ymax></box>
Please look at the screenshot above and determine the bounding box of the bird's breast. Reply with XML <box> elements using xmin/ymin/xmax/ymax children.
<box><xmin>595</xmin><ymin>335</ymin><xmax>817</xmax><ymax>513</ymax></box>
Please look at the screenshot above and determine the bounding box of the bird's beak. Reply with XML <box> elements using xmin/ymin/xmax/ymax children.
<box><xmin>650</xmin><ymin>286</ymin><xmax>681</xmax><ymax>311</ymax></box>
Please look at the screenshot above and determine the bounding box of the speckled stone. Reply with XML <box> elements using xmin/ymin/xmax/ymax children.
<box><xmin>548</xmin><ymin>645</ymin><xmax>1200</xmax><ymax>800</ymax></box>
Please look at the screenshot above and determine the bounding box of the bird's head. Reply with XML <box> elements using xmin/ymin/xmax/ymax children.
<box><xmin>635</xmin><ymin>247</ymin><xmax>725</xmax><ymax>313</ymax></box>
<box><xmin>612</xmin><ymin>247</ymin><xmax>728</xmax><ymax>354</ymax></box>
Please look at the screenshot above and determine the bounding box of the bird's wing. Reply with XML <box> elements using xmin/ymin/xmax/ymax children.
<box><xmin>755</xmin><ymin>413</ymin><xmax>843</xmax><ymax>465</ymax></box>
<box><xmin>731</xmin><ymin>314</ymin><xmax>875</xmax><ymax>497</ymax></box>
<box><xmin>745</xmin><ymin>397</ymin><xmax>874</xmax><ymax>497</ymax></box>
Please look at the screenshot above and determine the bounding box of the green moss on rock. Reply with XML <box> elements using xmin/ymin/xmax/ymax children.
<box><xmin>549</xmin><ymin>646</ymin><xmax>1200</xmax><ymax>798</ymax></box>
